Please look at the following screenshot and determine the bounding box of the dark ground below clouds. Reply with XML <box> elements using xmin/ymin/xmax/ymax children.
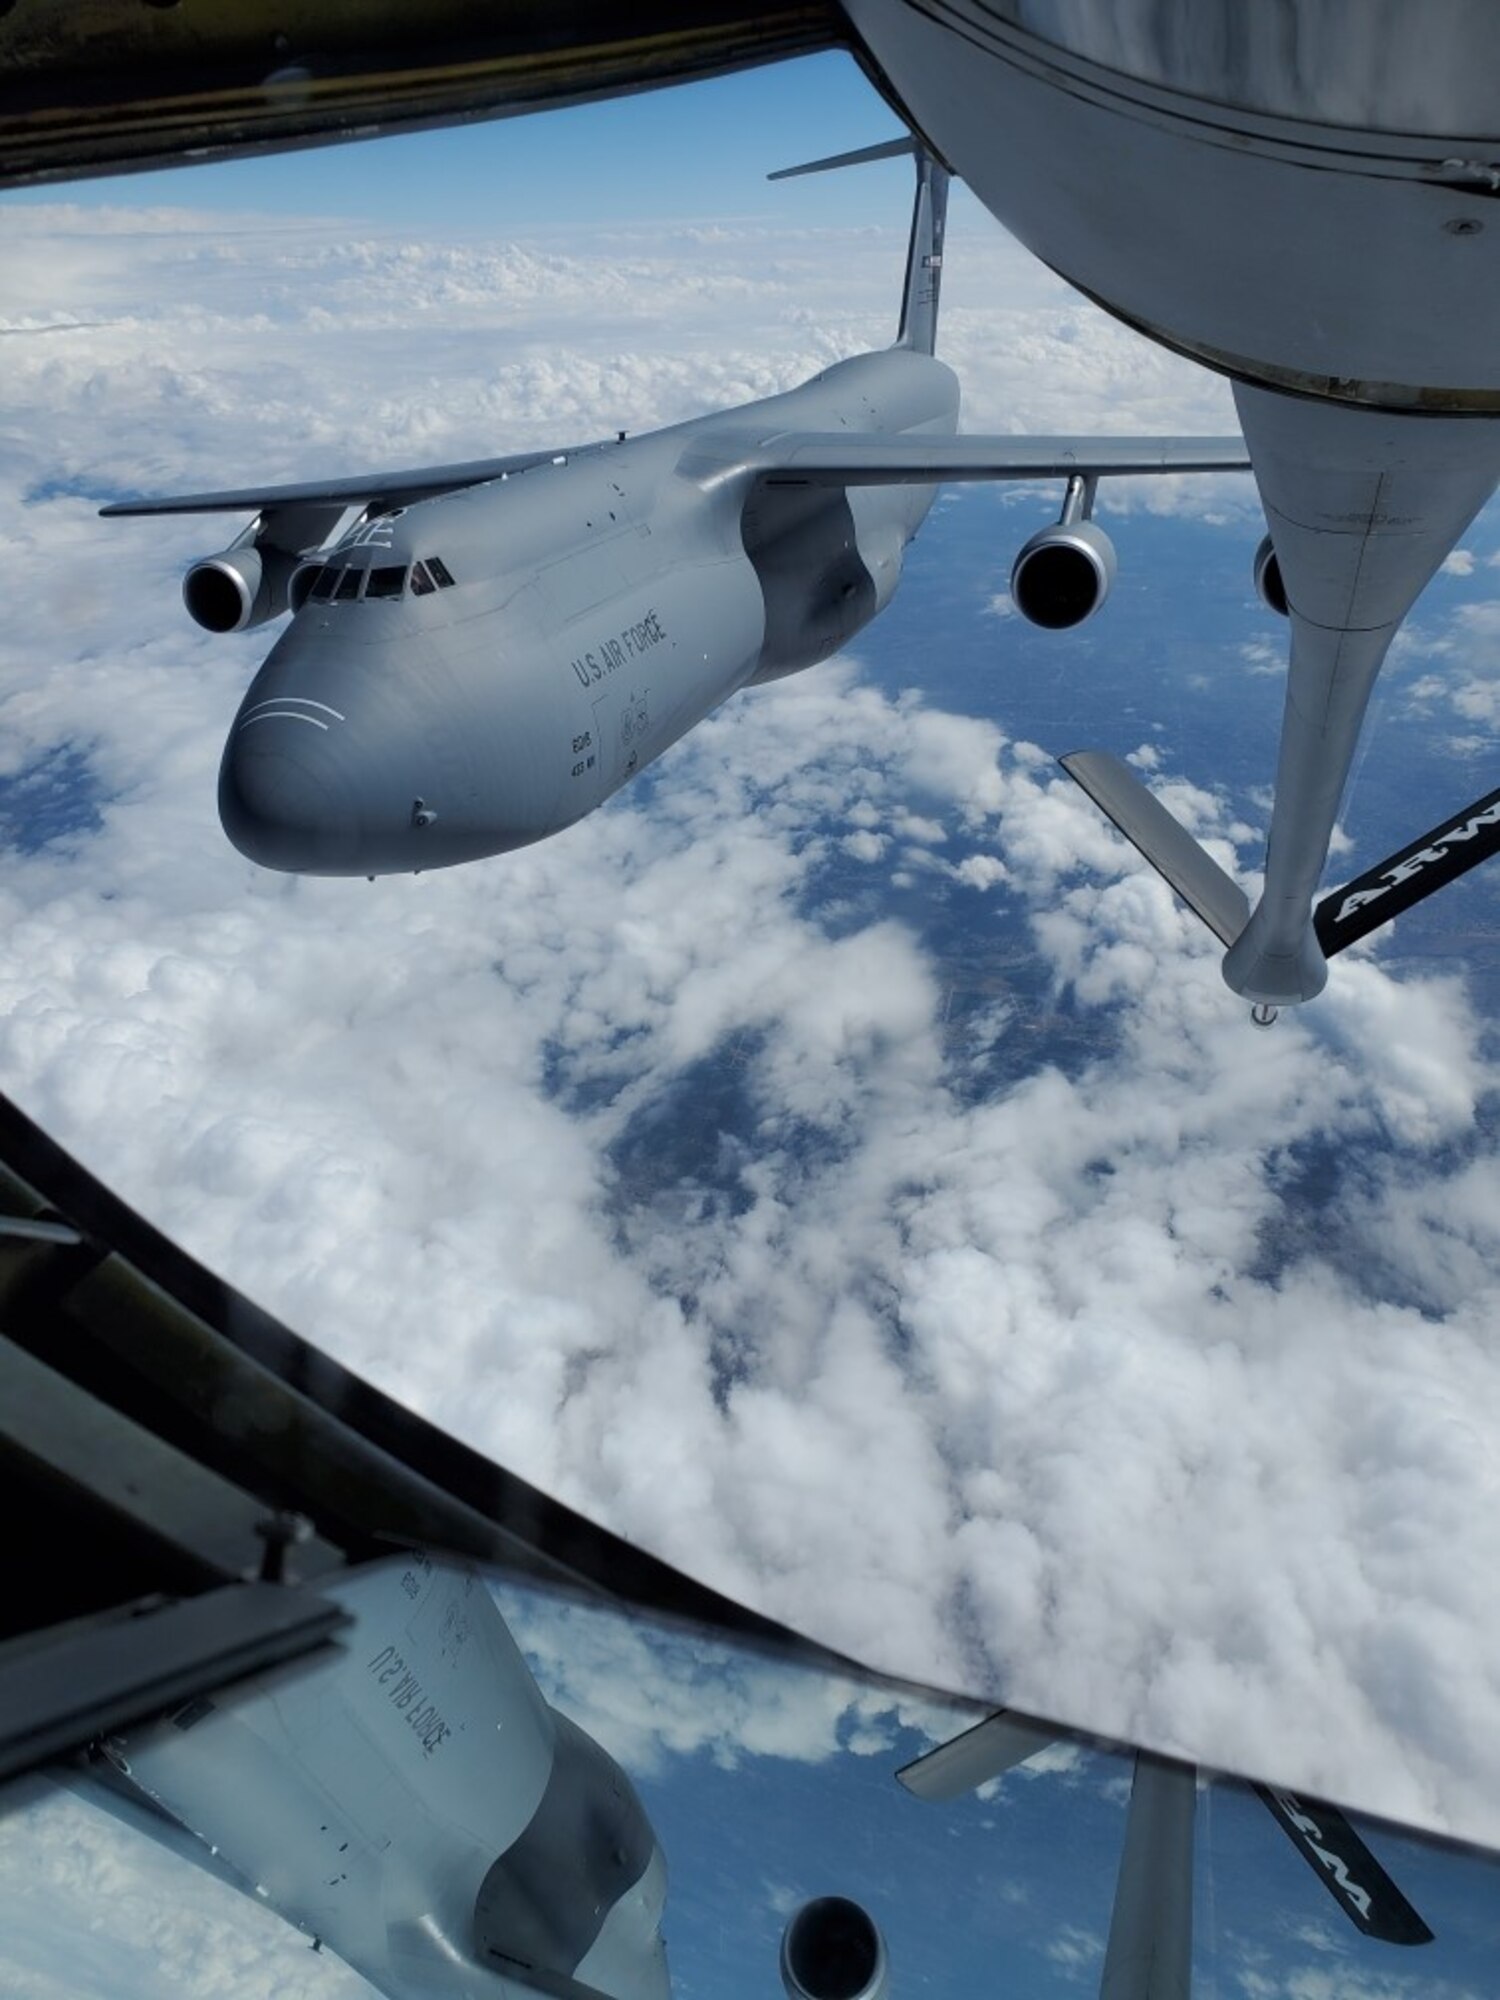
<box><xmin>586</xmin><ymin>492</ymin><xmax>1500</xmax><ymax>1294</ymax></box>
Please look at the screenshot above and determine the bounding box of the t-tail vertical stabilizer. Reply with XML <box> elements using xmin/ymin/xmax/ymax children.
<box><xmin>896</xmin><ymin>146</ymin><xmax>947</xmax><ymax>355</ymax></box>
<box><xmin>769</xmin><ymin>135</ymin><xmax>949</xmax><ymax>355</ymax></box>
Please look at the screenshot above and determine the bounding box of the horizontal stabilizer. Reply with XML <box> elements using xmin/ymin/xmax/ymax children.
<box><xmin>1315</xmin><ymin>782</ymin><xmax>1500</xmax><ymax>957</ymax></box>
<box><xmin>896</xmin><ymin>1709</ymin><xmax>1059</xmax><ymax>1800</ymax></box>
<box><xmin>1060</xmin><ymin>751</ymin><xmax>1250</xmax><ymax>946</ymax></box>
<box><xmin>768</xmin><ymin>137</ymin><xmax>923</xmax><ymax>181</ymax></box>
<box><xmin>1254</xmin><ymin>1787</ymin><xmax>1433</xmax><ymax>1945</ymax></box>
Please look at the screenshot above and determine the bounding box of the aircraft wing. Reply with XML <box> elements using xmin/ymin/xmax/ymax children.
<box><xmin>98</xmin><ymin>446</ymin><xmax>602</xmax><ymax>518</ymax></box>
<box><xmin>99</xmin><ymin>434</ymin><xmax>1246</xmax><ymax>519</ymax></box>
<box><xmin>745</xmin><ymin>432</ymin><xmax>1250</xmax><ymax>485</ymax></box>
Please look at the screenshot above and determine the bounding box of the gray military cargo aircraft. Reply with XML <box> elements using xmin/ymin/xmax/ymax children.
<box><xmin>72</xmin><ymin>1555</ymin><xmax>672</xmax><ymax>2000</ymax></box>
<box><xmin>102</xmin><ymin>145</ymin><xmax>1247</xmax><ymax>883</ymax></box>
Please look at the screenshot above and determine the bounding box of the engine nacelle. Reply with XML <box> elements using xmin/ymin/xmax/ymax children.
<box><xmin>780</xmin><ymin>1899</ymin><xmax>889</xmax><ymax>2000</ymax></box>
<box><xmin>1253</xmin><ymin>532</ymin><xmax>1288</xmax><ymax>616</ymax></box>
<box><xmin>183</xmin><ymin>544</ymin><xmax>298</xmax><ymax>634</ymax></box>
<box><xmin>1010</xmin><ymin>519</ymin><xmax>1116</xmax><ymax>629</ymax></box>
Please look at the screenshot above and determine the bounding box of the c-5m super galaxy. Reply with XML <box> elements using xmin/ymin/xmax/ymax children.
<box><xmin>102</xmin><ymin>146</ymin><xmax>1246</xmax><ymax>879</ymax></box>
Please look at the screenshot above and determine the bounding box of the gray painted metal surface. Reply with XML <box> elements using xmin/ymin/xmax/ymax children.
<box><xmin>846</xmin><ymin>0</ymin><xmax>1500</xmax><ymax>411</ymax></box>
<box><xmin>0</xmin><ymin>1583</ymin><xmax>348</xmax><ymax>1784</ymax></box>
<box><xmin>474</xmin><ymin>1711</ymin><xmax>661</xmax><ymax>1990</ymax></box>
<box><xmin>1223</xmin><ymin>387</ymin><xmax>1500</xmax><ymax>1001</ymax></box>
<box><xmin>894</xmin><ymin>1704</ymin><xmax>1060</xmax><ymax>1798</ymax></box>
<box><xmin>1100</xmin><ymin>1756</ymin><xmax>1196</xmax><ymax>2000</ymax></box>
<box><xmin>100</xmin><ymin>448</ymin><xmax>593</xmax><ymax>518</ymax></box>
<box><xmin>1059</xmin><ymin>753</ymin><xmax>1249</xmax><ymax>948</ymax></box>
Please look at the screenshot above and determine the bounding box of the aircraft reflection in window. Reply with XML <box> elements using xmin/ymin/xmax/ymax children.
<box><xmin>55</xmin><ymin>1554</ymin><xmax>1450</xmax><ymax>2000</ymax></box>
<box><xmin>896</xmin><ymin>1708</ymin><xmax>1433</xmax><ymax>1998</ymax></box>
<box><xmin>81</xmin><ymin>1556</ymin><xmax>675</xmax><ymax>2000</ymax></box>
<box><xmin>100</xmin><ymin>143</ymin><xmax>1245</xmax><ymax>882</ymax></box>
<box><xmin>70</xmin><ymin>1554</ymin><xmax>892</xmax><ymax>2000</ymax></box>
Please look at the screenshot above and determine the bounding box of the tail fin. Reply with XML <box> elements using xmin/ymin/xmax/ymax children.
<box><xmin>896</xmin><ymin>148</ymin><xmax>947</xmax><ymax>354</ymax></box>
<box><xmin>769</xmin><ymin>136</ymin><xmax>950</xmax><ymax>355</ymax></box>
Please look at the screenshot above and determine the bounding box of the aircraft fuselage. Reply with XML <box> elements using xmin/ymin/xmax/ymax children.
<box><xmin>219</xmin><ymin>347</ymin><xmax>956</xmax><ymax>875</ymax></box>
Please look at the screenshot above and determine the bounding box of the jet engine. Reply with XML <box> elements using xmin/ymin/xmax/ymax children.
<box><xmin>1011</xmin><ymin>520</ymin><xmax>1117</xmax><ymax>628</ymax></box>
<box><xmin>1010</xmin><ymin>473</ymin><xmax>1116</xmax><ymax>629</ymax></box>
<box><xmin>780</xmin><ymin>1898</ymin><xmax>889</xmax><ymax>2000</ymax></box>
<box><xmin>1253</xmin><ymin>532</ymin><xmax>1289</xmax><ymax>615</ymax></box>
<box><xmin>183</xmin><ymin>541</ymin><xmax>299</xmax><ymax>633</ymax></box>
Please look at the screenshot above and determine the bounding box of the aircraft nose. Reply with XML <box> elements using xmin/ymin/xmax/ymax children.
<box><xmin>219</xmin><ymin>709</ymin><xmax>364</xmax><ymax>873</ymax></box>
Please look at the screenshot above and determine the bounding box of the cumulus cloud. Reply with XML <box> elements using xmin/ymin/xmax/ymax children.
<box><xmin>1</xmin><ymin>175</ymin><xmax>1500</xmax><ymax>1899</ymax></box>
<box><xmin>842</xmin><ymin>828</ymin><xmax>887</xmax><ymax>863</ymax></box>
<box><xmin>1390</xmin><ymin>595</ymin><xmax>1500</xmax><ymax>746</ymax></box>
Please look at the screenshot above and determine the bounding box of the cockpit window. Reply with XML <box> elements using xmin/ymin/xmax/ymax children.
<box><xmin>410</xmin><ymin>561</ymin><xmax>436</xmax><ymax>597</ymax></box>
<box><xmin>427</xmin><ymin>557</ymin><xmax>456</xmax><ymax>588</ymax></box>
<box><xmin>334</xmin><ymin>567</ymin><xmax>363</xmax><ymax>602</ymax></box>
<box><xmin>310</xmin><ymin>565</ymin><xmax>338</xmax><ymax>602</ymax></box>
<box><xmin>366</xmin><ymin>565</ymin><xmax>407</xmax><ymax>600</ymax></box>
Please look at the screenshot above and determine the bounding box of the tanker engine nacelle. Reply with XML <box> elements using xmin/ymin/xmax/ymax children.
<box><xmin>1009</xmin><ymin>473</ymin><xmax>1116</xmax><ymax>629</ymax></box>
<box><xmin>183</xmin><ymin>537</ymin><xmax>300</xmax><ymax>634</ymax></box>
<box><xmin>1253</xmin><ymin>532</ymin><xmax>1289</xmax><ymax>616</ymax></box>
<box><xmin>780</xmin><ymin>1898</ymin><xmax>889</xmax><ymax>2000</ymax></box>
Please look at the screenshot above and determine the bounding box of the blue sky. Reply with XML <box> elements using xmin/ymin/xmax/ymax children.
<box><xmin>0</xmin><ymin>52</ymin><xmax>912</xmax><ymax>229</ymax></box>
<box><xmin>500</xmin><ymin>1576</ymin><xmax>1500</xmax><ymax>2000</ymax></box>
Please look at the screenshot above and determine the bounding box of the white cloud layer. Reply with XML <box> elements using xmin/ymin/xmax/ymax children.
<box><xmin>2</xmin><ymin>179</ymin><xmax>1500</xmax><ymax>1900</ymax></box>
<box><xmin>0</xmin><ymin>1779</ymin><xmax>372</xmax><ymax>1998</ymax></box>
